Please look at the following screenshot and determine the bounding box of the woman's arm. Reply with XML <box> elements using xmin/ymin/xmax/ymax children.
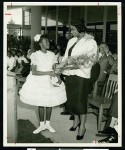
<box><xmin>31</xmin><ymin>65</ymin><xmax>55</xmax><ymax>76</ymax></box>
<box><xmin>63</xmin><ymin>64</ymin><xmax>79</xmax><ymax>70</ymax></box>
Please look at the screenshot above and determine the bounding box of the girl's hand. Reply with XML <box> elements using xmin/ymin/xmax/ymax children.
<box><xmin>49</xmin><ymin>71</ymin><xmax>56</xmax><ymax>77</ymax></box>
<box><xmin>57</xmin><ymin>76</ymin><xmax>62</xmax><ymax>84</ymax></box>
<box><xmin>52</xmin><ymin>63</ymin><xmax>57</xmax><ymax>70</ymax></box>
<box><xmin>54</xmin><ymin>68</ymin><xmax>63</xmax><ymax>75</ymax></box>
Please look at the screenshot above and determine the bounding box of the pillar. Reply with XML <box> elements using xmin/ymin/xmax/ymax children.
<box><xmin>45</xmin><ymin>6</ymin><xmax>48</xmax><ymax>34</ymax></box>
<box><xmin>56</xmin><ymin>6</ymin><xmax>59</xmax><ymax>45</ymax></box>
<box><xmin>84</xmin><ymin>6</ymin><xmax>88</xmax><ymax>25</ymax></box>
<box><xmin>102</xmin><ymin>6</ymin><xmax>108</xmax><ymax>42</ymax></box>
<box><xmin>20</xmin><ymin>27</ymin><xmax>21</xmax><ymax>37</ymax></box>
<box><xmin>68</xmin><ymin>6</ymin><xmax>72</xmax><ymax>39</ymax></box>
<box><xmin>31</xmin><ymin>6</ymin><xmax>41</xmax><ymax>51</ymax></box>
<box><xmin>41</xmin><ymin>7</ymin><xmax>42</xmax><ymax>34</ymax></box>
<box><xmin>80</xmin><ymin>6</ymin><xmax>84</xmax><ymax>18</ymax></box>
<box><xmin>22</xmin><ymin>9</ymin><xmax>24</xmax><ymax>36</ymax></box>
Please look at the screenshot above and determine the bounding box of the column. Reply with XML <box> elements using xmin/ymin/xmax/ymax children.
<box><xmin>45</xmin><ymin>6</ymin><xmax>48</xmax><ymax>34</ymax></box>
<box><xmin>20</xmin><ymin>27</ymin><xmax>21</xmax><ymax>37</ymax></box>
<box><xmin>80</xmin><ymin>6</ymin><xmax>84</xmax><ymax>18</ymax></box>
<box><xmin>84</xmin><ymin>6</ymin><xmax>88</xmax><ymax>25</ymax></box>
<box><xmin>56</xmin><ymin>6</ymin><xmax>59</xmax><ymax>45</ymax></box>
<box><xmin>22</xmin><ymin>9</ymin><xmax>24</xmax><ymax>36</ymax></box>
<box><xmin>68</xmin><ymin>6</ymin><xmax>72</xmax><ymax>39</ymax></box>
<box><xmin>31</xmin><ymin>6</ymin><xmax>41</xmax><ymax>51</ymax></box>
<box><xmin>41</xmin><ymin>7</ymin><xmax>42</xmax><ymax>34</ymax></box>
<box><xmin>102</xmin><ymin>6</ymin><xmax>108</xmax><ymax>42</ymax></box>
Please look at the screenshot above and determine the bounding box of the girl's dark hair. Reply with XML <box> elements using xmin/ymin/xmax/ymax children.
<box><xmin>34</xmin><ymin>34</ymin><xmax>49</xmax><ymax>51</ymax></box>
<box><xmin>71</xmin><ymin>18</ymin><xmax>87</xmax><ymax>33</ymax></box>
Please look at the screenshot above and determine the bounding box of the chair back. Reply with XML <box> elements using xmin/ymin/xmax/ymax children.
<box><xmin>102</xmin><ymin>74</ymin><xmax>118</xmax><ymax>100</ymax></box>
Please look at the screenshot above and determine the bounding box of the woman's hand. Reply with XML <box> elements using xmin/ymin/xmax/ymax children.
<box><xmin>54</xmin><ymin>68</ymin><xmax>64</xmax><ymax>75</ymax></box>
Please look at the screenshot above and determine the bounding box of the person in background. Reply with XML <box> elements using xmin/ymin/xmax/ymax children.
<box><xmin>11</xmin><ymin>49</ymin><xmax>18</xmax><ymax>67</ymax></box>
<box><xmin>20</xmin><ymin>51</ymin><xmax>31</xmax><ymax>77</ymax></box>
<box><xmin>112</xmin><ymin>53</ymin><xmax>118</xmax><ymax>61</ymax></box>
<box><xmin>97</xmin><ymin>43</ymin><xmax>114</xmax><ymax>82</ymax></box>
<box><xmin>27</xmin><ymin>49</ymin><xmax>33</xmax><ymax>60</ymax></box>
<box><xmin>17</xmin><ymin>51</ymin><xmax>29</xmax><ymax>66</ymax></box>
<box><xmin>93</xmin><ymin>43</ymin><xmax>114</xmax><ymax>97</ymax></box>
<box><xmin>11</xmin><ymin>49</ymin><xmax>18</xmax><ymax>61</ymax></box>
<box><xmin>7</xmin><ymin>51</ymin><xmax>16</xmax><ymax>72</ymax></box>
<box><xmin>97</xmin><ymin>90</ymin><xmax>118</xmax><ymax>143</ymax></box>
<box><xmin>53</xmin><ymin>44</ymin><xmax>64</xmax><ymax>64</ymax></box>
<box><xmin>15</xmin><ymin>51</ymin><xmax>29</xmax><ymax>76</ymax></box>
<box><xmin>109</xmin><ymin>53</ymin><xmax>118</xmax><ymax>74</ymax></box>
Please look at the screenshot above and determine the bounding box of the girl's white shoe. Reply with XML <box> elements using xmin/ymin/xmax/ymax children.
<box><xmin>45</xmin><ymin>121</ymin><xmax>56</xmax><ymax>133</ymax></box>
<box><xmin>33</xmin><ymin>122</ymin><xmax>46</xmax><ymax>134</ymax></box>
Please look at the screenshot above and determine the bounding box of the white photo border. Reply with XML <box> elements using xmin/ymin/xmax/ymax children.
<box><xmin>3</xmin><ymin>2</ymin><xmax>122</xmax><ymax>147</ymax></box>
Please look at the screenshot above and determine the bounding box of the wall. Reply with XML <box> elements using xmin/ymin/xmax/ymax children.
<box><xmin>22</xmin><ymin>28</ymin><xmax>31</xmax><ymax>37</ymax></box>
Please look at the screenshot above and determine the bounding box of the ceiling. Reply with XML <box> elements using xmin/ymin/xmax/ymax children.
<box><xmin>7</xmin><ymin>5</ymin><xmax>117</xmax><ymax>25</ymax></box>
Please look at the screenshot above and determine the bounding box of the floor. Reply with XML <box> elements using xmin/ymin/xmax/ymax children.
<box><xmin>17</xmin><ymin>96</ymin><xmax>105</xmax><ymax>144</ymax></box>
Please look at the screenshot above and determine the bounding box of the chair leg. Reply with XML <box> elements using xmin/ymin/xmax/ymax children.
<box><xmin>16</xmin><ymin>80</ymin><xmax>20</xmax><ymax>94</ymax></box>
<box><xmin>98</xmin><ymin>105</ymin><xmax>103</xmax><ymax>132</ymax></box>
<box><xmin>93</xmin><ymin>82</ymin><xmax>97</xmax><ymax>98</ymax></box>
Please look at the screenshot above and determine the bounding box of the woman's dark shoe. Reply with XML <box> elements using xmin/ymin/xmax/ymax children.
<box><xmin>69</xmin><ymin>115</ymin><xmax>74</xmax><ymax>120</ymax></box>
<box><xmin>76</xmin><ymin>129</ymin><xmax>86</xmax><ymax>140</ymax></box>
<box><xmin>96</xmin><ymin>127</ymin><xmax>117</xmax><ymax>137</ymax></box>
<box><xmin>69</xmin><ymin>122</ymin><xmax>80</xmax><ymax>131</ymax></box>
<box><xmin>98</xmin><ymin>134</ymin><xmax>118</xmax><ymax>143</ymax></box>
<box><xmin>60</xmin><ymin>111</ymin><xmax>70</xmax><ymax>115</ymax></box>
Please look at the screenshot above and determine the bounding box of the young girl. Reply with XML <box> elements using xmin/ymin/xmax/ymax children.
<box><xmin>19</xmin><ymin>34</ymin><xmax>67</xmax><ymax>134</ymax></box>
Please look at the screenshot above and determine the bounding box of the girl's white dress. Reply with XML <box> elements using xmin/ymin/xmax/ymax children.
<box><xmin>19</xmin><ymin>50</ymin><xmax>67</xmax><ymax>107</ymax></box>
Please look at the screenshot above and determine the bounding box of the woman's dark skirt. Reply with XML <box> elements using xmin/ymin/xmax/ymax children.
<box><xmin>65</xmin><ymin>75</ymin><xmax>89</xmax><ymax>115</ymax></box>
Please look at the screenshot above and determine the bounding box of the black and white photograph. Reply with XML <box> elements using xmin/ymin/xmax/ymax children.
<box><xmin>3</xmin><ymin>2</ymin><xmax>122</xmax><ymax>147</ymax></box>
<box><xmin>27</xmin><ymin>148</ymin><xmax>117</xmax><ymax>150</ymax></box>
<box><xmin>27</xmin><ymin>148</ymin><xmax>109</xmax><ymax>150</ymax></box>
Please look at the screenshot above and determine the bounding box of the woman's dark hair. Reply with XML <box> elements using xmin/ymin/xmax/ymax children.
<box><xmin>71</xmin><ymin>18</ymin><xmax>87</xmax><ymax>33</ymax></box>
<box><xmin>34</xmin><ymin>34</ymin><xmax>49</xmax><ymax>51</ymax></box>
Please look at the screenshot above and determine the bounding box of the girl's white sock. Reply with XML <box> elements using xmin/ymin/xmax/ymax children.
<box><xmin>33</xmin><ymin>121</ymin><xmax>45</xmax><ymax>134</ymax></box>
<box><xmin>45</xmin><ymin>120</ymin><xmax>56</xmax><ymax>133</ymax></box>
<box><xmin>46</xmin><ymin>120</ymin><xmax>50</xmax><ymax>125</ymax></box>
<box><xmin>40</xmin><ymin>121</ymin><xmax>45</xmax><ymax>126</ymax></box>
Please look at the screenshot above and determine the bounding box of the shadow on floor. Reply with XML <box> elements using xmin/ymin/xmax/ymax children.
<box><xmin>17</xmin><ymin>119</ymin><xmax>53</xmax><ymax>143</ymax></box>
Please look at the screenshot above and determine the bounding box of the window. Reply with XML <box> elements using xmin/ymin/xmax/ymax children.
<box><xmin>24</xmin><ymin>9</ymin><xmax>31</xmax><ymax>25</ymax></box>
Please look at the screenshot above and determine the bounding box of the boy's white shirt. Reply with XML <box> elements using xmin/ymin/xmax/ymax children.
<box><xmin>7</xmin><ymin>56</ymin><xmax>16</xmax><ymax>71</ymax></box>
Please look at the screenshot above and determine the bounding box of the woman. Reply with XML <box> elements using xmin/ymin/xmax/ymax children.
<box><xmin>19</xmin><ymin>34</ymin><xmax>67</xmax><ymax>134</ymax></box>
<box><xmin>57</xmin><ymin>19</ymin><xmax>98</xmax><ymax>140</ymax></box>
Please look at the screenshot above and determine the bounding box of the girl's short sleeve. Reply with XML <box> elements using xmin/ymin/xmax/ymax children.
<box><xmin>30</xmin><ymin>52</ymin><xmax>37</xmax><ymax>65</ymax></box>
